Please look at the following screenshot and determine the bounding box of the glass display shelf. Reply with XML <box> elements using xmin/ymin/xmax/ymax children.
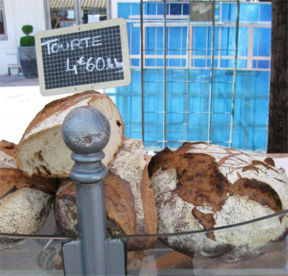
<box><xmin>1</xmin><ymin>209</ymin><xmax>288</xmax><ymax>276</ymax></box>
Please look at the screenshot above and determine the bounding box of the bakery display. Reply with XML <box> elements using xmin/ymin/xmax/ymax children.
<box><xmin>0</xmin><ymin>140</ymin><xmax>59</xmax><ymax>249</ymax></box>
<box><xmin>148</xmin><ymin>142</ymin><xmax>288</xmax><ymax>261</ymax></box>
<box><xmin>54</xmin><ymin>138</ymin><xmax>157</xmax><ymax>250</ymax></box>
<box><xmin>15</xmin><ymin>91</ymin><xmax>124</xmax><ymax>178</ymax></box>
<box><xmin>1</xmin><ymin>90</ymin><xmax>288</xmax><ymax>272</ymax></box>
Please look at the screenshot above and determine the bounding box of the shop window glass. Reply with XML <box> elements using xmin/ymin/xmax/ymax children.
<box><xmin>157</xmin><ymin>4</ymin><xmax>169</xmax><ymax>16</ymax></box>
<box><xmin>118</xmin><ymin>3</ymin><xmax>130</xmax><ymax>19</ymax></box>
<box><xmin>253</xmin><ymin>27</ymin><xmax>271</xmax><ymax>57</ymax></box>
<box><xmin>144</xmin><ymin>3</ymin><xmax>156</xmax><ymax>16</ymax></box>
<box><xmin>48</xmin><ymin>0</ymin><xmax>106</xmax><ymax>29</ymax></box>
<box><xmin>222</xmin><ymin>3</ymin><xmax>237</xmax><ymax>22</ymax></box>
<box><xmin>132</xmin><ymin>3</ymin><xmax>140</xmax><ymax>16</ymax></box>
<box><xmin>49</xmin><ymin>0</ymin><xmax>76</xmax><ymax>28</ymax></box>
<box><xmin>81</xmin><ymin>0</ymin><xmax>106</xmax><ymax>24</ymax></box>
<box><xmin>170</xmin><ymin>4</ymin><xmax>181</xmax><ymax>15</ymax></box>
<box><xmin>167</xmin><ymin>26</ymin><xmax>187</xmax><ymax>56</ymax></box>
<box><xmin>183</xmin><ymin>3</ymin><xmax>189</xmax><ymax>15</ymax></box>
<box><xmin>0</xmin><ymin>0</ymin><xmax>6</xmax><ymax>35</ymax></box>
<box><xmin>260</xmin><ymin>4</ymin><xmax>271</xmax><ymax>21</ymax></box>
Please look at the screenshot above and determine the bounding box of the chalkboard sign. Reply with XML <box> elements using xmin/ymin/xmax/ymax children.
<box><xmin>35</xmin><ymin>18</ymin><xmax>131</xmax><ymax>96</ymax></box>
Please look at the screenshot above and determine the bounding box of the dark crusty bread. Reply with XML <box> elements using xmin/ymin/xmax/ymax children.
<box><xmin>148</xmin><ymin>142</ymin><xmax>288</xmax><ymax>261</ymax></box>
<box><xmin>0</xmin><ymin>141</ymin><xmax>59</xmax><ymax>248</ymax></box>
<box><xmin>15</xmin><ymin>91</ymin><xmax>124</xmax><ymax>178</ymax></box>
<box><xmin>54</xmin><ymin>138</ymin><xmax>157</xmax><ymax>250</ymax></box>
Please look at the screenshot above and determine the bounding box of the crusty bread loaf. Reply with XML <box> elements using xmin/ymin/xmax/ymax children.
<box><xmin>0</xmin><ymin>141</ymin><xmax>59</xmax><ymax>248</ymax></box>
<box><xmin>148</xmin><ymin>142</ymin><xmax>288</xmax><ymax>261</ymax></box>
<box><xmin>15</xmin><ymin>91</ymin><xmax>124</xmax><ymax>177</ymax></box>
<box><xmin>0</xmin><ymin>140</ymin><xmax>17</xmax><ymax>169</ymax></box>
<box><xmin>54</xmin><ymin>138</ymin><xmax>157</xmax><ymax>250</ymax></box>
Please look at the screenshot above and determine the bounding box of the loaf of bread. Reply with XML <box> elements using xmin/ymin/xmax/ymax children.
<box><xmin>0</xmin><ymin>141</ymin><xmax>59</xmax><ymax>248</ymax></box>
<box><xmin>15</xmin><ymin>91</ymin><xmax>124</xmax><ymax>177</ymax></box>
<box><xmin>54</xmin><ymin>138</ymin><xmax>157</xmax><ymax>250</ymax></box>
<box><xmin>0</xmin><ymin>140</ymin><xmax>17</xmax><ymax>169</ymax></box>
<box><xmin>148</xmin><ymin>142</ymin><xmax>288</xmax><ymax>261</ymax></box>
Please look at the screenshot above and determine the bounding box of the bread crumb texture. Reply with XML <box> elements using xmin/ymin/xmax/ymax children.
<box><xmin>0</xmin><ymin>145</ymin><xmax>58</xmax><ymax>248</ymax></box>
<box><xmin>15</xmin><ymin>91</ymin><xmax>124</xmax><ymax>177</ymax></box>
<box><xmin>149</xmin><ymin>142</ymin><xmax>288</xmax><ymax>260</ymax></box>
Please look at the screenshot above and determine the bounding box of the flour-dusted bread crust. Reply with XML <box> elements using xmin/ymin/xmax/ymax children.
<box><xmin>108</xmin><ymin>138</ymin><xmax>157</xmax><ymax>249</ymax></box>
<box><xmin>0</xmin><ymin>140</ymin><xmax>17</xmax><ymax>169</ymax></box>
<box><xmin>0</xmin><ymin>144</ymin><xmax>59</xmax><ymax>249</ymax></box>
<box><xmin>54</xmin><ymin>138</ymin><xmax>157</xmax><ymax>250</ymax></box>
<box><xmin>15</xmin><ymin>91</ymin><xmax>124</xmax><ymax>177</ymax></box>
<box><xmin>148</xmin><ymin>142</ymin><xmax>288</xmax><ymax>261</ymax></box>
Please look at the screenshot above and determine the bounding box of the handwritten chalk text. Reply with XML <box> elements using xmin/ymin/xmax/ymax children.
<box><xmin>66</xmin><ymin>56</ymin><xmax>123</xmax><ymax>75</ymax></box>
<box><xmin>41</xmin><ymin>36</ymin><xmax>102</xmax><ymax>55</ymax></box>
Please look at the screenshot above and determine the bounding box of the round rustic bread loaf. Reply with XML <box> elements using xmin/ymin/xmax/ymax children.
<box><xmin>54</xmin><ymin>138</ymin><xmax>157</xmax><ymax>250</ymax></box>
<box><xmin>0</xmin><ymin>140</ymin><xmax>59</xmax><ymax>248</ymax></box>
<box><xmin>15</xmin><ymin>91</ymin><xmax>124</xmax><ymax>177</ymax></box>
<box><xmin>148</xmin><ymin>142</ymin><xmax>288</xmax><ymax>261</ymax></box>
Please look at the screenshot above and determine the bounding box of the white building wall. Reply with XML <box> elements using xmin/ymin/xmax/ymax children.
<box><xmin>0</xmin><ymin>0</ymin><xmax>47</xmax><ymax>75</ymax></box>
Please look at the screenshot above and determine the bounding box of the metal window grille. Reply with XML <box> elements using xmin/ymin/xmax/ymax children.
<box><xmin>107</xmin><ymin>0</ymin><xmax>272</xmax><ymax>152</ymax></box>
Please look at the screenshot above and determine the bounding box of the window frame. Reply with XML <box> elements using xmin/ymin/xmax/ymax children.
<box><xmin>0</xmin><ymin>0</ymin><xmax>8</xmax><ymax>40</ymax></box>
<box><xmin>44</xmin><ymin>0</ymin><xmax>108</xmax><ymax>30</ymax></box>
<box><xmin>44</xmin><ymin>0</ymin><xmax>80</xmax><ymax>30</ymax></box>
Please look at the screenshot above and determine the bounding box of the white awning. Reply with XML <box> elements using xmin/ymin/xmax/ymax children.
<box><xmin>49</xmin><ymin>0</ymin><xmax>106</xmax><ymax>9</ymax></box>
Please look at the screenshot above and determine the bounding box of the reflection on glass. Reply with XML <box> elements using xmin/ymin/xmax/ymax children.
<box><xmin>0</xmin><ymin>12</ymin><xmax>4</xmax><ymax>34</ymax></box>
<box><xmin>49</xmin><ymin>0</ymin><xmax>76</xmax><ymax>29</ymax></box>
<box><xmin>123</xmin><ymin>210</ymin><xmax>288</xmax><ymax>275</ymax></box>
<box><xmin>1</xmin><ymin>211</ymin><xmax>288</xmax><ymax>275</ymax></box>
<box><xmin>0</xmin><ymin>236</ymin><xmax>66</xmax><ymax>275</ymax></box>
<box><xmin>0</xmin><ymin>0</ymin><xmax>5</xmax><ymax>34</ymax></box>
<box><xmin>81</xmin><ymin>0</ymin><xmax>106</xmax><ymax>24</ymax></box>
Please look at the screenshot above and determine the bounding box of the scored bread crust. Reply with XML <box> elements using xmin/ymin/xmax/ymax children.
<box><xmin>148</xmin><ymin>142</ymin><xmax>288</xmax><ymax>261</ymax></box>
<box><xmin>15</xmin><ymin>91</ymin><xmax>124</xmax><ymax>177</ymax></box>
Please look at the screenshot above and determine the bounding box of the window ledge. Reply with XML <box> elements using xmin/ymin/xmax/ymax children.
<box><xmin>0</xmin><ymin>34</ymin><xmax>8</xmax><ymax>41</ymax></box>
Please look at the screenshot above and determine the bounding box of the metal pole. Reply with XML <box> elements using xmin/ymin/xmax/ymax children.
<box><xmin>140</xmin><ymin>0</ymin><xmax>145</xmax><ymax>144</ymax></box>
<box><xmin>229</xmin><ymin>0</ymin><xmax>240</xmax><ymax>147</ymax></box>
<box><xmin>62</xmin><ymin>106</ymin><xmax>111</xmax><ymax>276</ymax></box>
<box><xmin>185</xmin><ymin>23</ymin><xmax>192</xmax><ymax>142</ymax></box>
<box><xmin>75</xmin><ymin>0</ymin><xmax>81</xmax><ymax>25</ymax></box>
<box><xmin>43</xmin><ymin>0</ymin><xmax>51</xmax><ymax>30</ymax></box>
<box><xmin>106</xmin><ymin>0</ymin><xmax>112</xmax><ymax>20</ymax></box>
<box><xmin>207</xmin><ymin>0</ymin><xmax>216</xmax><ymax>144</ymax></box>
<box><xmin>163</xmin><ymin>0</ymin><xmax>167</xmax><ymax>149</ymax></box>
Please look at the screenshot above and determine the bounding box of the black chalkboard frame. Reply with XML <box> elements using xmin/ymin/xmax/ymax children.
<box><xmin>35</xmin><ymin>18</ymin><xmax>131</xmax><ymax>96</ymax></box>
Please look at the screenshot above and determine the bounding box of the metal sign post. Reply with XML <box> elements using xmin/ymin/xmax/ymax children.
<box><xmin>61</xmin><ymin>106</ymin><xmax>126</xmax><ymax>276</ymax></box>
